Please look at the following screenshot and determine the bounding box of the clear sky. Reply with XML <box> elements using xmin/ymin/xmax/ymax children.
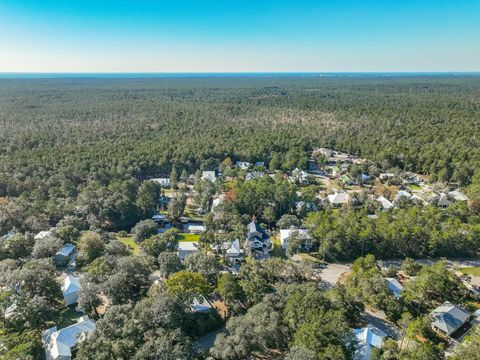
<box><xmin>0</xmin><ymin>0</ymin><xmax>479</xmax><ymax>72</ymax></box>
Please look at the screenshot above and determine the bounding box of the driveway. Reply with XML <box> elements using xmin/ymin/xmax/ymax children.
<box><xmin>320</xmin><ymin>263</ymin><xmax>351</xmax><ymax>287</ymax></box>
<box><xmin>193</xmin><ymin>327</ymin><xmax>225</xmax><ymax>353</ymax></box>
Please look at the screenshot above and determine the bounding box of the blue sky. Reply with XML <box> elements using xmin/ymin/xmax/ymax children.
<box><xmin>0</xmin><ymin>0</ymin><xmax>479</xmax><ymax>72</ymax></box>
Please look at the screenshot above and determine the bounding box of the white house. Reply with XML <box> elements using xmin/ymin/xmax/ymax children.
<box><xmin>279</xmin><ymin>229</ymin><xmax>312</xmax><ymax>251</ymax></box>
<box><xmin>430</xmin><ymin>301</ymin><xmax>471</xmax><ymax>337</ymax></box>
<box><xmin>353</xmin><ymin>325</ymin><xmax>387</xmax><ymax>360</ymax></box>
<box><xmin>449</xmin><ymin>189</ymin><xmax>469</xmax><ymax>202</ymax></box>
<box><xmin>379</xmin><ymin>173</ymin><xmax>395</xmax><ymax>181</ymax></box>
<box><xmin>185</xmin><ymin>224</ymin><xmax>206</xmax><ymax>234</ymax></box>
<box><xmin>178</xmin><ymin>241</ymin><xmax>199</xmax><ymax>261</ymax></box>
<box><xmin>62</xmin><ymin>275</ymin><xmax>81</xmax><ymax>306</ymax></box>
<box><xmin>393</xmin><ymin>190</ymin><xmax>412</xmax><ymax>205</ymax></box>
<box><xmin>327</xmin><ymin>192</ymin><xmax>350</xmax><ymax>207</ymax></box>
<box><xmin>385</xmin><ymin>278</ymin><xmax>403</xmax><ymax>299</ymax></box>
<box><xmin>235</xmin><ymin>161</ymin><xmax>251</xmax><ymax>170</ymax></box>
<box><xmin>376</xmin><ymin>196</ymin><xmax>394</xmax><ymax>210</ymax></box>
<box><xmin>225</xmin><ymin>239</ymin><xmax>244</xmax><ymax>263</ymax></box>
<box><xmin>54</xmin><ymin>244</ymin><xmax>76</xmax><ymax>267</ymax></box>
<box><xmin>151</xmin><ymin>178</ymin><xmax>171</xmax><ymax>187</ymax></box>
<box><xmin>201</xmin><ymin>171</ymin><xmax>216</xmax><ymax>182</ymax></box>
<box><xmin>35</xmin><ymin>230</ymin><xmax>53</xmax><ymax>240</ymax></box>
<box><xmin>43</xmin><ymin>316</ymin><xmax>95</xmax><ymax>360</ymax></box>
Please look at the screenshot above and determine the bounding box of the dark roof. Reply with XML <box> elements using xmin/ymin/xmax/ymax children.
<box><xmin>247</xmin><ymin>221</ymin><xmax>268</xmax><ymax>240</ymax></box>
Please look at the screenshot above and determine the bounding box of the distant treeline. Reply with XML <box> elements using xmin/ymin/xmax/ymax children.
<box><xmin>1</xmin><ymin>76</ymin><xmax>479</xmax><ymax>196</ymax></box>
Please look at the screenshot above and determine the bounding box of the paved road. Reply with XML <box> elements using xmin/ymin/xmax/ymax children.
<box><xmin>193</xmin><ymin>327</ymin><xmax>225</xmax><ymax>353</ymax></box>
<box><xmin>320</xmin><ymin>263</ymin><xmax>351</xmax><ymax>287</ymax></box>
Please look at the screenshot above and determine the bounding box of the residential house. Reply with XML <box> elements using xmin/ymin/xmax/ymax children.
<box><xmin>177</xmin><ymin>241</ymin><xmax>199</xmax><ymax>261</ymax></box>
<box><xmin>385</xmin><ymin>278</ymin><xmax>404</xmax><ymax>299</ymax></box>
<box><xmin>201</xmin><ymin>171</ymin><xmax>217</xmax><ymax>182</ymax></box>
<box><xmin>54</xmin><ymin>243</ymin><xmax>76</xmax><ymax>267</ymax></box>
<box><xmin>379</xmin><ymin>173</ymin><xmax>395</xmax><ymax>181</ymax></box>
<box><xmin>254</xmin><ymin>161</ymin><xmax>265</xmax><ymax>168</ymax></box>
<box><xmin>393</xmin><ymin>190</ymin><xmax>412</xmax><ymax>205</ymax></box>
<box><xmin>35</xmin><ymin>229</ymin><xmax>53</xmax><ymax>241</ymax></box>
<box><xmin>1</xmin><ymin>231</ymin><xmax>15</xmax><ymax>242</ymax></box>
<box><xmin>430</xmin><ymin>301</ymin><xmax>471</xmax><ymax>337</ymax></box>
<box><xmin>184</xmin><ymin>223</ymin><xmax>206</xmax><ymax>234</ymax></box>
<box><xmin>279</xmin><ymin>229</ymin><xmax>312</xmax><ymax>252</ymax></box>
<box><xmin>353</xmin><ymin>325</ymin><xmax>387</xmax><ymax>360</ymax></box>
<box><xmin>437</xmin><ymin>193</ymin><xmax>453</xmax><ymax>208</ymax></box>
<box><xmin>225</xmin><ymin>239</ymin><xmax>244</xmax><ymax>264</ymax></box>
<box><xmin>191</xmin><ymin>295</ymin><xmax>214</xmax><ymax>313</ymax></box>
<box><xmin>376</xmin><ymin>196</ymin><xmax>394</xmax><ymax>211</ymax></box>
<box><xmin>211</xmin><ymin>196</ymin><xmax>224</xmax><ymax>212</ymax></box>
<box><xmin>449</xmin><ymin>189</ymin><xmax>469</xmax><ymax>202</ymax></box>
<box><xmin>151</xmin><ymin>178</ymin><xmax>171</xmax><ymax>187</ymax></box>
<box><xmin>292</xmin><ymin>168</ymin><xmax>309</xmax><ymax>184</ymax></box>
<box><xmin>244</xmin><ymin>221</ymin><xmax>271</xmax><ymax>259</ymax></box>
<box><xmin>327</xmin><ymin>192</ymin><xmax>350</xmax><ymax>207</ymax></box>
<box><xmin>62</xmin><ymin>275</ymin><xmax>81</xmax><ymax>306</ymax></box>
<box><xmin>42</xmin><ymin>316</ymin><xmax>95</xmax><ymax>360</ymax></box>
<box><xmin>245</xmin><ymin>171</ymin><xmax>264</xmax><ymax>181</ymax></box>
<box><xmin>235</xmin><ymin>161</ymin><xmax>251</xmax><ymax>170</ymax></box>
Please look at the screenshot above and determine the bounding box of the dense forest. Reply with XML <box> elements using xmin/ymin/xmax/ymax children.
<box><xmin>1</xmin><ymin>75</ymin><xmax>480</xmax><ymax>234</ymax></box>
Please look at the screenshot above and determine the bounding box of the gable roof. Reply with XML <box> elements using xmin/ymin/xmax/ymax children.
<box><xmin>385</xmin><ymin>278</ymin><xmax>403</xmax><ymax>299</ymax></box>
<box><xmin>376</xmin><ymin>196</ymin><xmax>393</xmax><ymax>210</ymax></box>
<box><xmin>56</xmin><ymin>243</ymin><xmax>76</xmax><ymax>257</ymax></box>
<box><xmin>449</xmin><ymin>189</ymin><xmax>469</xmax><ymax>202</ymax></box>
<box><xmin>327</xmin><ymin>192</ymin><xmax>350</xmax><ymax>205</ymax></box>
<box><xmin>62</xmin><ymin>275</ymin><xmax>81</xmax><ymax>296</ymax></box>
<box><xmin>247</xmin><ymin>221</ymin><xmax>268</xmax><ymax>240</ymax></box>
<box><xmin>279</xmin><ymin>229</ymin><xmax>311</xmax><ymax>243</ymax></box>
<box><xmin>226</xmin><ymin>239</ymin><xmax>243</xmax><ymax>256</ymax></box>
<box><xmin>43</xmin><ymin>316</ymin><xmax>95</xmax><ymax>360</ymax></box>
<box><xmin>430</xmin><ymin>301</ymin><xmax>471</xmax><ymax>336</ymax></box>
<box><xmin>201</xmin><ymin>171</ymin><xmax>216</xmax><ymax>181</ymax></box>
<box><xmin>354</xmin><ymin>325</ymin><xmax>387</xmax><ymax>360</ymax></box>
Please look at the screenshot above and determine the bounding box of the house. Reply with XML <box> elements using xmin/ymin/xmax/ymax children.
<box><xmin>225</xmin><ymin>239</ymin><xmax>244</xmax><ymax>263</ymax></box>
<box><xmin>430</xmin><ymin>301</ymin><xmax>471</xmax><ymax>337</ymax></box>
<box><xmin>211</xmin><ymin>196</ymin><xmax>224</xmax><ymax>212</ymax></box>
<box><xmin>376</xmin><ymin>196</ymin><xmax>394</xmax><ymax>211</ymax></box>
<box><xmin>62</xmin><ymin>275</ymin><xmax>81</xmax><ymax>306</ymax></box>
<box><xmin>353</xmin><ymin>325</ymin><xmax>387</xmax><ymax>360</ymax></box>
<box><xmin>449</xmin><ymin>189</ymin><xmax>469</xmax><ymax>202</ymax></box>
<box><xmin>201</xmin><ymin>171</ymin><xmax>216</xmax><ymax>182</ymax></box>
<box><xmin>42</xmin><ymin>316</ymin><xmax>95</xmax><ymax>360</ymax></box>
<box><xmin>244</xmin><ymin>221</ymin><xmax>271</xmax><ymax>259</ymax></box>
<box><xmin>393</xmin><ymin>190</ymin><xmax>412</xmax><ymax>205</ymax></box>
<box><xmin>1</xmin><ymin>231</ymin><xmax>15</xmax><ymax>242</ymax></box>
<box><xmin>385</xmin><ymin>278</ymin><xmax>404</xmax><ymax>299</ymax></box>
<box><xmin>191</xmin><ymin>295</ymin><xmax>214</xmax><ymax>313</ymax></box>
<box><xmin>279</xmin><ymin>229</ymin><xmax>312</xmax><ymax>251</ymax></box>
<box><xmin>35</xmin><ymin>230</ymin><xmax>53</xmax><ymax>240</ymax></box>
<box><xmin>255</xmin><ymin>161</ymin><xmax>265</xmax><ymax>168</ymax></box>
<box><xmin>184</xmin><ymin>224</ymin><xmax>206</xmax><ymax>234</ymax></box>
<box><xmin>292</xmin><ymin>168</ymin><xmax>309</xmax><ymax>184</ymax></box>
<box><xmin>151</xmin><ymin>178</ymin><xmax>171</xmax><ymax>187</ymax></box>
<box><xmin>54</xmin><ymin>243</ymin><xmax>76</xmax><ymax>267</ymax></box>
<box><xmin>327</xmin><ymin>192</ymin><xmax>350</xmax><ymax>207</ymax></box>
<box><xmin>245</xmin><ymin>171</ymin><xmax>264</xmax><ymax>181</ymax></box>
<box><xmin>235</xmin><ymin>161</ymin><xmax>251</xmax><ymax>170</ymax></box>
<box><xmin>177</xmin><ymin>241</ymin><xmax>199</xmax><ymax>261</ymax></box>
<box><xmin>437</xmin><ymin>193</ymin><xmax>453</xmax><ymax>208</ymax></box>
<box><xmin>295</xmin><ymin>201</ymin><xmax>318</xmax><ymax>215</ymax></box>
<box><xmin>379</xmin><ymin>173</ymin><xmax>395</xmax><ymax>181</ymax></box>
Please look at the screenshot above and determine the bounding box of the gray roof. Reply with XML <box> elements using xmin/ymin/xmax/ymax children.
<box><xmin>56</xmin><ymin>243</ymin><xmax>76</xmax><ymax>257</ymax></box>
<box><xmin>247</xmin><ymin>221</ymin><xmax>268</xmax><ymax>240</ymax></box>
<box><xmin>430</xmin><ymin>301</ymin><xmax>470</xmax><ymax>336</ymax></box>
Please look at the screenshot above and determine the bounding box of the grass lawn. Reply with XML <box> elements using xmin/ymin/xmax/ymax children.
<box><xmin>460</xmin><ymin>267</ymin><xmax>480</xmax><ymax>277</ymax></box>
<box><xmin>177</xmin><ymin>233</ymin><xmax>201</xmax><ymax>242</ymax></box>
<box><xmin>271</xmin><ymin>236</ymin><xmax>287</xmax><ymax>259</ymax></box>
<box><xmin>118</xmin><ymin>235</ymin><xmax>141</xmax><ymax>255</ymax></box>
<box><xmin>56</xmin><ymin>307</ymin><xmax>80</xmax><ymax>328</ymax></box>
<box><xmin>408</xmin><ymin>184</ymin><xmax>422</xmax><ymax>191</ymax></box>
